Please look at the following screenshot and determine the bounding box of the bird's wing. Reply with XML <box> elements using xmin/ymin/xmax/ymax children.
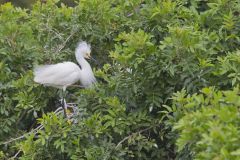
<box><xmin>34</xmin><ymin>62</ymin><xmax>80</xmax><ymax>87</ymax></box>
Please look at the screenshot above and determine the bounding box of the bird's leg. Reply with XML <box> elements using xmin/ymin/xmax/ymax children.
<box><xmin>61</xmin><ymin>89</ymin><xmax>67</xmax><ymax>118</ymax></box>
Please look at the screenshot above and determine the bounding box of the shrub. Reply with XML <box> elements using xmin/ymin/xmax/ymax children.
<box><xmin>0</xmin><ymin>0</ymin><xmax>239</xmax><ymax>159</ymax></box>
<box><xmin>173</xmin><ymin>87</ymin><xmax>240</xmax><ymax>160</ymax></box>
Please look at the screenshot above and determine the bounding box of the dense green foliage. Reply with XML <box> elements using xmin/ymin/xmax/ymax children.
<box><xmin>0</xmin><ymin>0</ymin><xmax>240</xmax><ymax>159</ymax></box>
<box><xmin>172</xmin><ymin>87</ymin><xmax>240</xmax><ymax>159</ymax></box>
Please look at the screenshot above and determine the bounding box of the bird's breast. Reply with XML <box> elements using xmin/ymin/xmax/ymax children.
<box><xmin>79</xmin><ymin>68</ymin><xmax>96</xmax><ymax>87</ymax></box>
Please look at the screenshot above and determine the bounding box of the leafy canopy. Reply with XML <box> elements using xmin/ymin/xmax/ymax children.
<box><xmin>0</xmin><ymin>0</ymin><xmax>240</xmax><ymax>159</ymax></box>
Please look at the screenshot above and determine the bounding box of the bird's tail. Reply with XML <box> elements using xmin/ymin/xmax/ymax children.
<box><xmin>33</xmin><ymin>65</ymin><xmax>53</xmax><ymax>83</ymax></box>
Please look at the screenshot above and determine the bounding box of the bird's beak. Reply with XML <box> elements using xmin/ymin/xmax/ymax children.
<box><xmin>85</xmin><ymin>53</ymin><xmax>98</xmax><ymax>64</ymax></box>
<box><xmin>90</xmin><ymin>56</ymin><xmax>97</xmax><ymax>62</ymax></box>
<box><xmin>89</xmin><ymin>55</ymin><xmax>99</xmax><ymax>65</ymax></box>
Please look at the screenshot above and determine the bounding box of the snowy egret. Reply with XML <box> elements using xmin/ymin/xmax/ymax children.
<box><xmin>34</xmin><ymin>41</ymin><xmax>96</xmax><ymax>117</ymax></box>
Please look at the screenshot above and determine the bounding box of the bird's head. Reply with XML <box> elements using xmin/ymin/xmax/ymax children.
<box><xmin>75</xmin><ymin>41</ymin><xmax>92</xmax><ymax>59</ymax></box>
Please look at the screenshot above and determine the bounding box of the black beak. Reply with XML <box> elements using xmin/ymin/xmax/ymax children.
<box><xmin>90</xmin><ymin>56</ymin><xmax>100</xmax><ymax>66</ymax></box>
<box><xmin>90</xmin><ymin>56</ymin><xmax>97</xmax><ymax>62</ymax></box>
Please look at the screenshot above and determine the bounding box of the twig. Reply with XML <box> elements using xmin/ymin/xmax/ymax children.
<box><xmin>55</xmin><ymin>31</ymin><xmax>77</xmax><ymax>54</ymax></box>
<box><xmin>54</xmin><ymin>107</ymin><xmax>63</xmax><ymax>114</ymax></box>
<box><xmin>1</xmin><ymin>124</ymin><xmax>44</xmax><ymax>145</ymax></box>
<box><xmin>67</xmin><ymin>102</ymin><xmax>77</xmax><ymax>105</ymax></box>
<box><xmin>0</xmin><ymin>107</ymin><xmax>63</xmax><ymax>146</ymax></box>
<box><xmin>10</xmin><ymin>150</ymin><xmax>21</xmax><ymax>159</ymax></box>
<box><xmin>1</xmin><ymin>105</ymin><xmax>79</xmax><ymax>146</ymax></box>
<box><xmin>115</xmin><ymin>126</ymin><xmax>155</xmax><ymax>149</ymax></box>
<box><xmin>1</xmin><ymin>135</ymin><xmax>25</xmax><ymax>146</ymax></box>
<box><xmin>43</xmin><ymin>24</ymin><xmax>63</xmax><ymax>40</ymax></box>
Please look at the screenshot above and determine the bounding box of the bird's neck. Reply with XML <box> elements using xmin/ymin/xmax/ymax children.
<box><xmin>76</xmin><ymin>56</ymin><xmax>91</xmax><ymax>69</ymax></box>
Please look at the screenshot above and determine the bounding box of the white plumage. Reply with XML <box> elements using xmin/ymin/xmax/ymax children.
<box><xmin>34</xmin><ymin>41</ymin><xmax>96</xmax><ymax>90</ymax></box>
<box><xmin>33</xmin><ymin>41</ymin><xmax>96</xmax><ymax>117</ymax></box>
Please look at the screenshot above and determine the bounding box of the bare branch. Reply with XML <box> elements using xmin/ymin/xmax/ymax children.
<box><xmin>55</xmin><ymin>31</ymin><xmax>77</xmax><ymax>54</ymax></box>
<box><xmin>1</xmin><ymin>135</ymin><xmax>25</xmax><ymax>146</ymax></box>
<box><xmin>1</xmin><ymin>104</ymin><xmax>79</xmax><ymax>146</ymax></box>
<box><xmin>115</xmin><ymin>126</ymin><xmax>155</xmax><ymax>149</ymax></box>
<box><xmin>10</xmin><ymin>150</ymin><xmax>21</xmax><ymax>160</ymax></box>
<box><xmin>1</xmin><ymin>124</ymin><xmax>44</xmax><ymax>146</ymax></box>
<box><xmin>0</xmin><ymin>107</ymin><xmax>64</xmax><ymax>146</ymax></box>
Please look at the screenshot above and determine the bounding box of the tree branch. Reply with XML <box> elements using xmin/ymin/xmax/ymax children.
<box><xmin>115</xmin><ymin>126</ymin><xmax>155</xmax><ymax>149</ymax></box>
<box><xmin>0</xmin><ymin>107</ymin><xmax>64</xmax><ymax>146</ymax></box>
<box><xmin>55</xmin><ymin>30</ymin><xmax>77</xmax><ymax>54</ymax></box>
<box><xmin>1</xmin><ymin>124</ymin><xmax>44</xmax><ymax>146</ymax></box>
<box><xmin>10</xmin><ymin>150</ymin><xmax>21</xmax><ymax>160</ymax></box>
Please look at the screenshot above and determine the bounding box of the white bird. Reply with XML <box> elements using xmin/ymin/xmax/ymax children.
<box><xmin>34</xmin><ymin>41</ymin><xmax>96</xmax><ymax>116</ymax></box>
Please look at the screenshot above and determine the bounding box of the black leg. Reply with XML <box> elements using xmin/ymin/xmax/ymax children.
<box><xmin>61</xmin><ymin>90</ymin><xmax>67</xmax><ymax>118</ymax></box>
